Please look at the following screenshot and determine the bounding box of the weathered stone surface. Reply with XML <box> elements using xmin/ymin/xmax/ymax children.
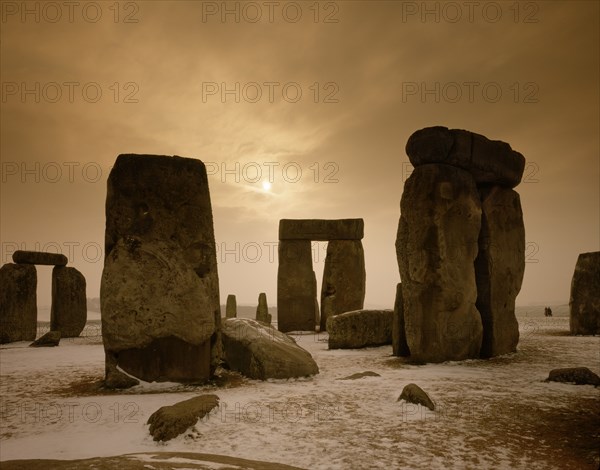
<box><xmin>475</xmin><ymin>186</ymin><xmax>524</xmax><ymax>357</ymax></box>
<box><xmin>12</xmin><ymin>250</ymin><xmax>67</xmax><ymax>266</ymax></box>
<box><xmin>222</xmin><ymin>318</ymin><xmax>319</xmax><ymax>380</ymax></box>
<box><xmin>396</xmin><ymin>164</ymin><xmax>483</xmax><ymax>362</ymax></box>
<box><xmin>569</xmin><ymin>251</ymin><xmax>600</xmax><ymax>335</ymax></box>
<box><xmin>0</xmin><ymin>263</ymin><xmax>37</xmax><ymax>344</ymax></box>
<box><xmin>546</xmin><ymin>367</ymin><xmax>600</xmax><ymax>386</ymax></box>
<box><xmin>256</xmin><ymin>292</ymin><xmax>272</xmax><ymax>325</ymax></box>
<box><xmin>101</xmin><ymin>154</ymin><xmax>220</xmax><ymax>387</ymax></box>
<box><xmin>30</xmin><ymin>330</ymin><xmax>61</xmax><ymax>347</ymax></box>
<box><xmin>50</xmin><ymin>266</ymin><xmax>87</xmax><ymax>338</ymax></box>
<box><xmin>397</xmin><ymin>383</ymin><xmax>435</xmax><ymax>411</ymax></box>
<box><xmin>277</xmin><ymin>240</ymin><xmax>317</xmax><ymax>332</ymax></box>
<box><xmin>226</xmin><ymin>294</ymin><xmax>237</xmax><ymax>318</ymax></box>
<box><xmin>406</xmin><ymin>126</ymin><xmax>526</xmax><ymax>188</ymax></box>
<box><xmin>327</xmin><ymin>309</ymin><xmax>393</xmax><ymax>349</ymax></box>
<box><xmin>279</xmin><ymin>219</ymin><xmax>364</xmax><ymax>241</ymax></box>
<box><xmin>392</xmin><ymin>282</ymin><xmax>410</xmax><ymax>357</ymax></box>
<box><xmin>338</xmin><ymin>371</ymin><xmax>381</xmax><ymax>380</ymax></box>
<box><xmin>147</xmin><ymin>395</ymin><xmax>219</xmax><ymax>442</ymax></box>
<box><xmin>104</xmin><ymin>352</ymin><xmax>140</xmax><ymax>389</ymax></box>
<box><xmin>320</xmin><ymin>240</ymin><xmax>366</xmax><ymax>331</ymax></box>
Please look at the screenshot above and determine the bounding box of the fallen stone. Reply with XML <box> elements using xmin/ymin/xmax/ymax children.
<box><xmin>475</xmin><ymin>186</ymin><xmax>524</xmax><ymax>357</ymax></box>
<box><xmin>397</xmin><ymin>383</ymin><xmax>435</xmax><ymax>411</ymax></box>
<box><xmin>51</xmin><ymin>266</ymin><xmax>87</xmax><ymax>338</ymax></box>
<box><xmin>0</xmin><ymin>263</ymin><xmax>37</xmax><ymax>344</ymax></box>
<box><xmin>226</xmin><ymin>294</ymin><xmax>237</xmax><ymax>318</ymax></box>
<box><xmin>569</xmin><ymin>251</ymin><xmax>600</xmax><ymax>335</ymax></box>
<box><xmin>327</xmin><ymin>309</ymin><xmax>393</xmax><ymax>349</ymax></box>
<box><xmin>405</xmin><ymin>126</ymin><xmax>526</xmax><ymax>188</ymax></box>
<box><xmin>12</xmin><ymin>250</ymin><xmax>68</xmax><ymax>266</ymax></box>
<box><xmin>396</xmin><ymin>164</ymin><xmax>483</xmax><ymax>362</ymax></box>
<box><xmin>338</xmin><ymin>371</ymin><xmax>381</xmax><ymax>380</ymax></box>
<box><xmin>147</xmin><ymin>395</ymin><xmax>219</xmax><ymax>442</ymax></box>
<box><xmin>221</xmin><ymin>318</ymin><xmax>319</xmax><ymax>380</ymax></box>
<box><xmin>30</xmin><ymin>330</ymin><xmax>61</xmax><ymax>347</ymax></box>
<box><xmin>320</xmin><ymin>240</ymin><xmax>366</xmax><ymax>331</ymax></box>
<box><xmin>546</xmin><ymin>367</ymin><xmax>600</xmax><ymax>386</ymax></box>
<box><xmin>279</xmin><ymin>218</ymin><xmax>364</xmax><ymax>241</ymax></box>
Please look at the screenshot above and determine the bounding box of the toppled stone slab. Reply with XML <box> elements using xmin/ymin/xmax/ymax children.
<box><xmin>397</xmin><ymin>383</ymin><xmax>435</xmax><ymax>411</ymax></box>
<box><xmin>405</xmin><ymin>126</ymin><xmax>526</xmax><ymax>188</ymax></box>
<box><xmin>12</xmin><ymin>250</ymin><xmax>68</xmax><ymax>266</ymax></box>
<box><xmin>147</xmin><ymin>395</ymin><xmax>219</xmax><ymax>442</ymax></box>
<box><xmin>546</xmin><ymin>367</ymin><xmax>600</xmax><ymax>386</ymax></box>
<box><xmin>569</xmin><ymin>251</ymin><xmax>600</xmax><ymax>335</ymax></box>
<box><xmin>279</xmin><ymin>219</ymin><xmax>364</xmax><ymax>241</ymax></box>
<box><xmin>30</xmin><ymin>330</ymin><xmax>61</xmax><ymax>347</ymax></box>
<box><xmin>222</xmin><ymin>318</ymin><xmax>319</xmax><ymax>380</ymax></box>
<box><xmin>327</xmin><ymin>309</ymin><xmax>393</xmax><ymax>349</ymax></box>
<box><xmin>338</xmin><ymin>371</ymin><xmax>381</xmax><ymax>380</ymax></box>
<box><xmin>0</xmin><ymin>263</ymin><xmax>37</xmax><ymax>344</ymax></box>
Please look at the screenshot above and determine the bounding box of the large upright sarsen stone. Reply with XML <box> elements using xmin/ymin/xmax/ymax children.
<box><xmin>51</xmin><ymin>266</ymin><xmax>87</xmax><ymax>338</ymax></box>
<box><xmin>320</xmin><ymin>240</ymin><xmax>366</xmax><ymax>331</ymax></box>
<box><xmin>277</xmin><ymin>240</ymin><xmax>317</xmax><ymax>332</ymax></box>
<box><xmin>101</xmin><ymin>154</ymin><xmax>221</xmax><ymax>386</ymax></box>
<box><xmin>396</xmin><ymin>164</ymin><xmax>483</xmax><ymax>362</ymax></box>
<box><xmin>0</xmin><ymin>264</ymin><xmax>37</xmax><ymax>344</ymax></box>
<box><xmin>569</xmin><ymin>251</ymin><xmax>600</xmax><ymax>335</ymax></box>
<box><xmin>475</xmin><ymin>186</ymin><xmax>524</xmax><ymax>357</ymax></box>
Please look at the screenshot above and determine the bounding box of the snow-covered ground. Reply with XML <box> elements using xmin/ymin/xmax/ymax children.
<box><xmin>1</xmin><ymin>306</ymin><xmax>598</xmax><ymax>469</ymax></box>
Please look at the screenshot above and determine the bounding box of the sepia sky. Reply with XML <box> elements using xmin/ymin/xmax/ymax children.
<box><xmin>1</xmin><ymin>1</ymin><xmax>598</xmax><ymax>308</ymax></box>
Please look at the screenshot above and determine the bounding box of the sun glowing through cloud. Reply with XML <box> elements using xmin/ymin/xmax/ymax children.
<box><xmin>262</xmin><ymin>181</ymin><xmax>272</xmax><ymax>192</ymax></box>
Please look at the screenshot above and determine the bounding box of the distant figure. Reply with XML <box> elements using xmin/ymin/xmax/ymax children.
<box><xmin>544</xmin><ymin>307</ymin><xmax>553</xmax><ymax>317</ymax></box>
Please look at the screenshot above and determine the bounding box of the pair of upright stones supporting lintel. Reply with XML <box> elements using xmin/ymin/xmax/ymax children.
<box><xmin>394</xmin><ymin>126</ymin><xmax>526</xmax><ymax>362</ymax></box>
<box><xmin>277</xmin><ymin>219</ymin><xmax>366</xmax><ymax>332</ymax></box>
<box><xmin>0</xmin><ymin>251</ymin><xmax>86</xmax><ymax>344</ymax></box>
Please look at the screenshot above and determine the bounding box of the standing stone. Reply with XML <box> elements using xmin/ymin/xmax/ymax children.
<box><xmin>396</xmin><ymin>164</ymin><xmax>483</xmax><ymax>362</ymax></box>
<box><xmin>320</xmin><ymin>240</ymin><xmax>366</xmax><ymax>331</ymax></box>
<box><xmin>12</xmin><ymin>250</ymin><xmax>67</xmax><ymax>266</ymax></box>
<box><xmin>51</xmin><ymin>266</ymin><xmax>87</xmax><ymax>338</ymax></box>
<box><xmin>277</xmin><ymin>240</ymin><xmax>317</xmax><ymax>332</ymax></box>
<box><xmin>226</xmin><ymin>294</ymin><xmax>237</xmax><ymax>318</ymax></box>
<box><xmin>256</xmin><ymin>292</ymin><xmax>272</xmax><ymax>325</ymax></box>
<box><xmin>569</xmin><ymin>251</ymin><xmax>600</xmax><ymax>335</ymax></box>
<box><xmin>101</xmin><ymin>154</ymin><xmax>221</xmax><ymax>386</ymax></box>
<box><xmin>0</xmin><ymin>264</ymin><xmax>37</xmax><ymax>344</ymax></box>
<box><xmin>392</xmin><ymin>283</ymin><xmax>410</xmax><ymax>356</ymax></box>
<box><xmin>475</xmin><ymin>186</ymin><xmax>524</xmax><ymax>357</ymax></box>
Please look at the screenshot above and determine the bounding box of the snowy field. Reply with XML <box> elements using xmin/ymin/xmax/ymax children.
<box><xmin>1</xmin><ymin>306</ymin><xmax>598</xmax><ymax>469</ymax></box>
